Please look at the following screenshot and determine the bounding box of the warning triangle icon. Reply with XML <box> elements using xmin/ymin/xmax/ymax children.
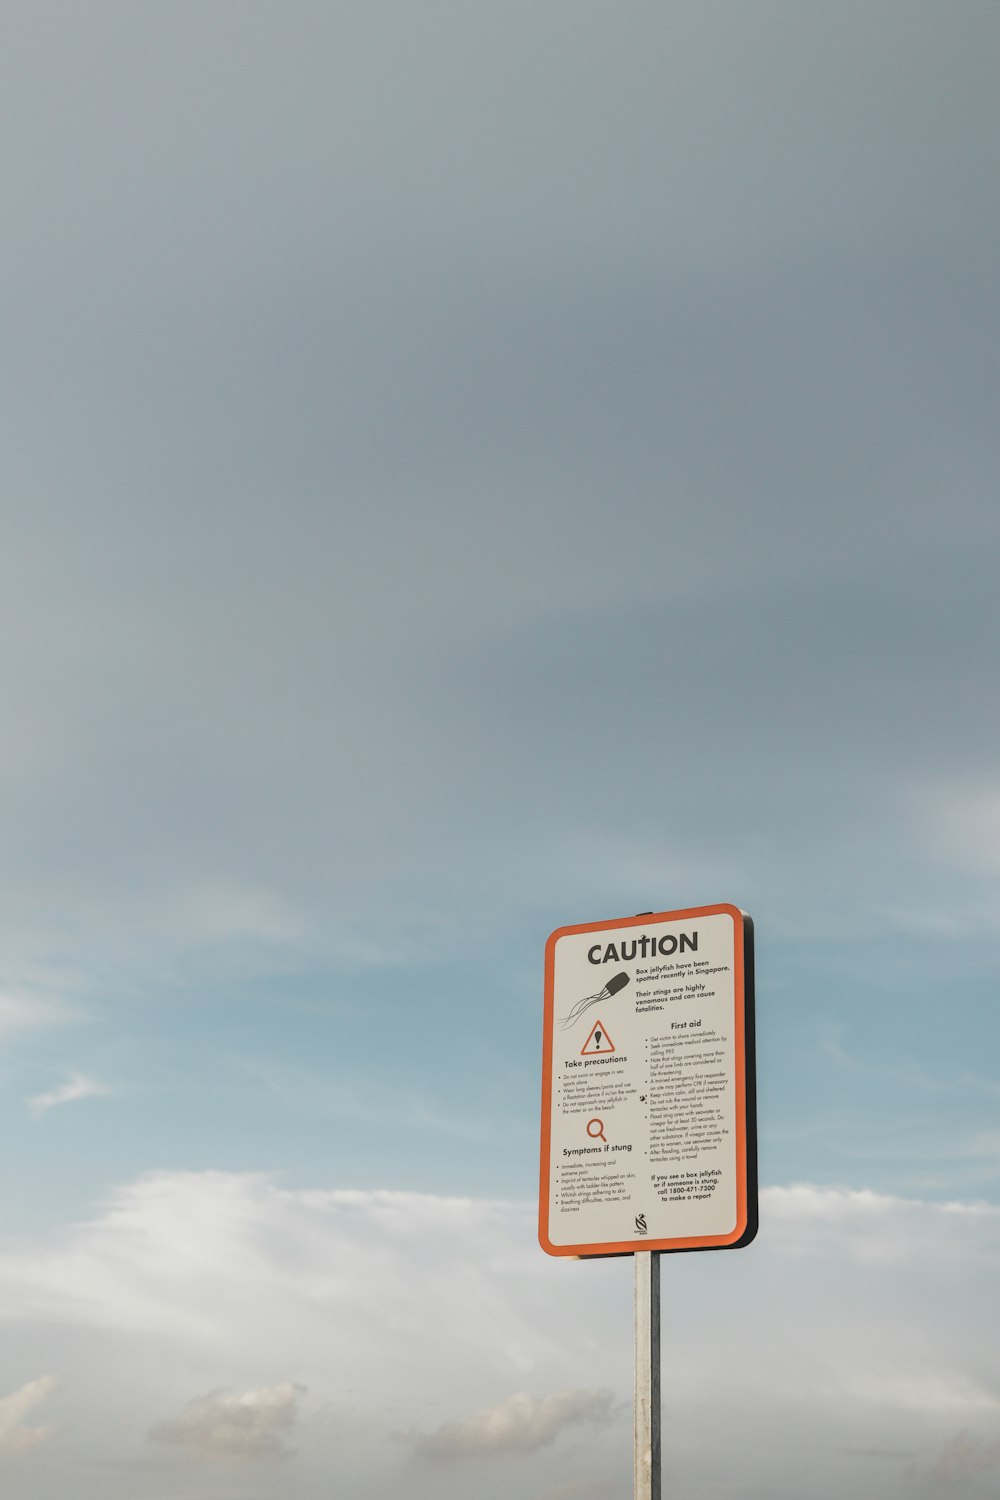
<box><xmin>580</xmin><ymin>1018</ymin><xmax>615</xmax><ymax>1056</ymax></box>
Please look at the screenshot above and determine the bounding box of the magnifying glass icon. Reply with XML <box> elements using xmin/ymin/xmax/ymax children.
<box><xmin>587</xmin><ymin>1117</ymin><xmax>606</xmax><ymax>1142</ymax></box>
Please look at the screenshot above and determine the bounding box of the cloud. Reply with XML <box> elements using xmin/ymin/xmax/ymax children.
<box><xmin>0</xmin><ymin>1176</ymin><xmax>999</xmax><ymax>1497</ymax></box>
<box><xmin>925</xmin><ymin>1430</ymin><xmax>1000</xmax><ymax>1490</ymax></box>
<box><xmin>28</xmin><ymin>1072</ymin><xmax>110</xmax><ymax>1115</ymax></box>
<box><xmin>0</xmin><ymin>1376</ymin><xmax>57</xmax><ymax>1455</ymax></box>
<box><xmin>149</xmin><ymin>1383</ymin><xmax>304</xmax><ymax>1462</ymax></box>
<box><xmin>915</xmin><ymin>782</ymin><xmax>1000</xmax><ymax>877</ymax></box>
<box><xmin>413</xmin><ymin>1388</ymin><xmax>612</xmax><ymax>1457</ymax></box>
<box><xmin>541</xmin><ymin>1482</ymin><xmax>613</xmax><ymax>1500</ymax></box>
<box><xmin>170</xmin><ymin>880</ymin><xmax>303</xmax><ymax>945</ymax></box>
<box><xmin>0</xmin><ymin>992</ymin><xmax>72</xmax><ymax>1040</ymax></box>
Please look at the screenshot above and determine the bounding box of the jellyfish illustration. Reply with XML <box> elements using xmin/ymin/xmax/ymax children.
<box><xmin>560</xmin><ymin>970</ymin><xmax>630</xmax><ymax>1029</ymax></box>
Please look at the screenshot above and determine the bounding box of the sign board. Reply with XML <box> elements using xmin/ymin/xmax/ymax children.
<box><xmin>539</xmin><ymin>904</ymin><xmax>756</xmax><ymax>1257</ymax></box>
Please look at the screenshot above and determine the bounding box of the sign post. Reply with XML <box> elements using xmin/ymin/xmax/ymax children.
<box><xmin>539</xmin><ymin>904</ymin><xmax>756</xmax><ymax>1497</ymax></box>
<box><xmin>634</xmin><ymin>1249</ymin><xmax>660</xmax><ymax>1500</ymax></box>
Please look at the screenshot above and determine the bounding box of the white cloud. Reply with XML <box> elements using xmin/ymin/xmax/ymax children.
<box><xmin>172</xmin><ymin>880</ymin><xmax>304</xmax><ymax>945</ymax></box>
<box><xmin>0</xmin><ymin>1376</ymin><xmax>57</xmax><ymax>1456</ymax></box>
<box><xmin>413</xmin><ymin>1388</ymin><xmax>612</xmax><ymax>1456</ymax></box>
<box><xmin>0</xmin><ymin>992</ymin><xmax>72</xmax><ymax>1040</ymax></box>
<box><xmin>0</xmin><ymin>1177</ymin><xmax>998</xmax><ymax>1498</ymax></box>
<box><xmin>541</xmin><ymin>1482</ymin><xmax>613</xmax><ymax>1500</ymax></box>
<box><xmin>28</xmin><ymin>1072</ymin><xmax>110</xmax><ymax>1116</ymax></box>
<box><xmin>927</xmin><ymin>1431</ymin><xmax>1000</xmax><ymax>1488</ymax></box>
<box><xmin>917</xmin><ymin>782</ymin><xmax>1000</xmax><ymax>877</ymax></box>
<box><xmin>149</xmin><ymin>1383</ymin><xmax>303</xmax><ymax>1462</ymax></box>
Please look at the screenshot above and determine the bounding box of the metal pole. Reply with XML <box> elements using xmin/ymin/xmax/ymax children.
<box><xmin>634</xmin><ymin>1250</ymin><xmax>661</xmax><ymax>1500</ymax></box>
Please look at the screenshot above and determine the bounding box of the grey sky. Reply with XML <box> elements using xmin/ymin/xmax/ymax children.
<box><xmin>4</xmin><ymin>4</ymin><xmax>999</xmax><ymax>956</ymax></box>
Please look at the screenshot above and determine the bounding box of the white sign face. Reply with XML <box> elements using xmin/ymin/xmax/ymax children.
<box><xmin>539</xmin><ymin>904</ymin><xmax>755</xmax><ymax>1257</ymax></box>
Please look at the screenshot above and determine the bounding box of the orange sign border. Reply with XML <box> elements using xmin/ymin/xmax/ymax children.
<box><xmin>538</xmin><ymin>903</ymin><xmax>756</xmax><ymax>1258</ymax></box>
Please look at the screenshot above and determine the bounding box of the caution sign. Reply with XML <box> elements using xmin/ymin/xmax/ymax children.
<box><xmin>580</xmin><ymin>1019</ymin><xmax>615</xmax><ymax>1055</ymax></box>
<box><xmin>539</xmin><ymin>903</ymin><xmax>757</xmax><ymax>1258</ymax></box>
